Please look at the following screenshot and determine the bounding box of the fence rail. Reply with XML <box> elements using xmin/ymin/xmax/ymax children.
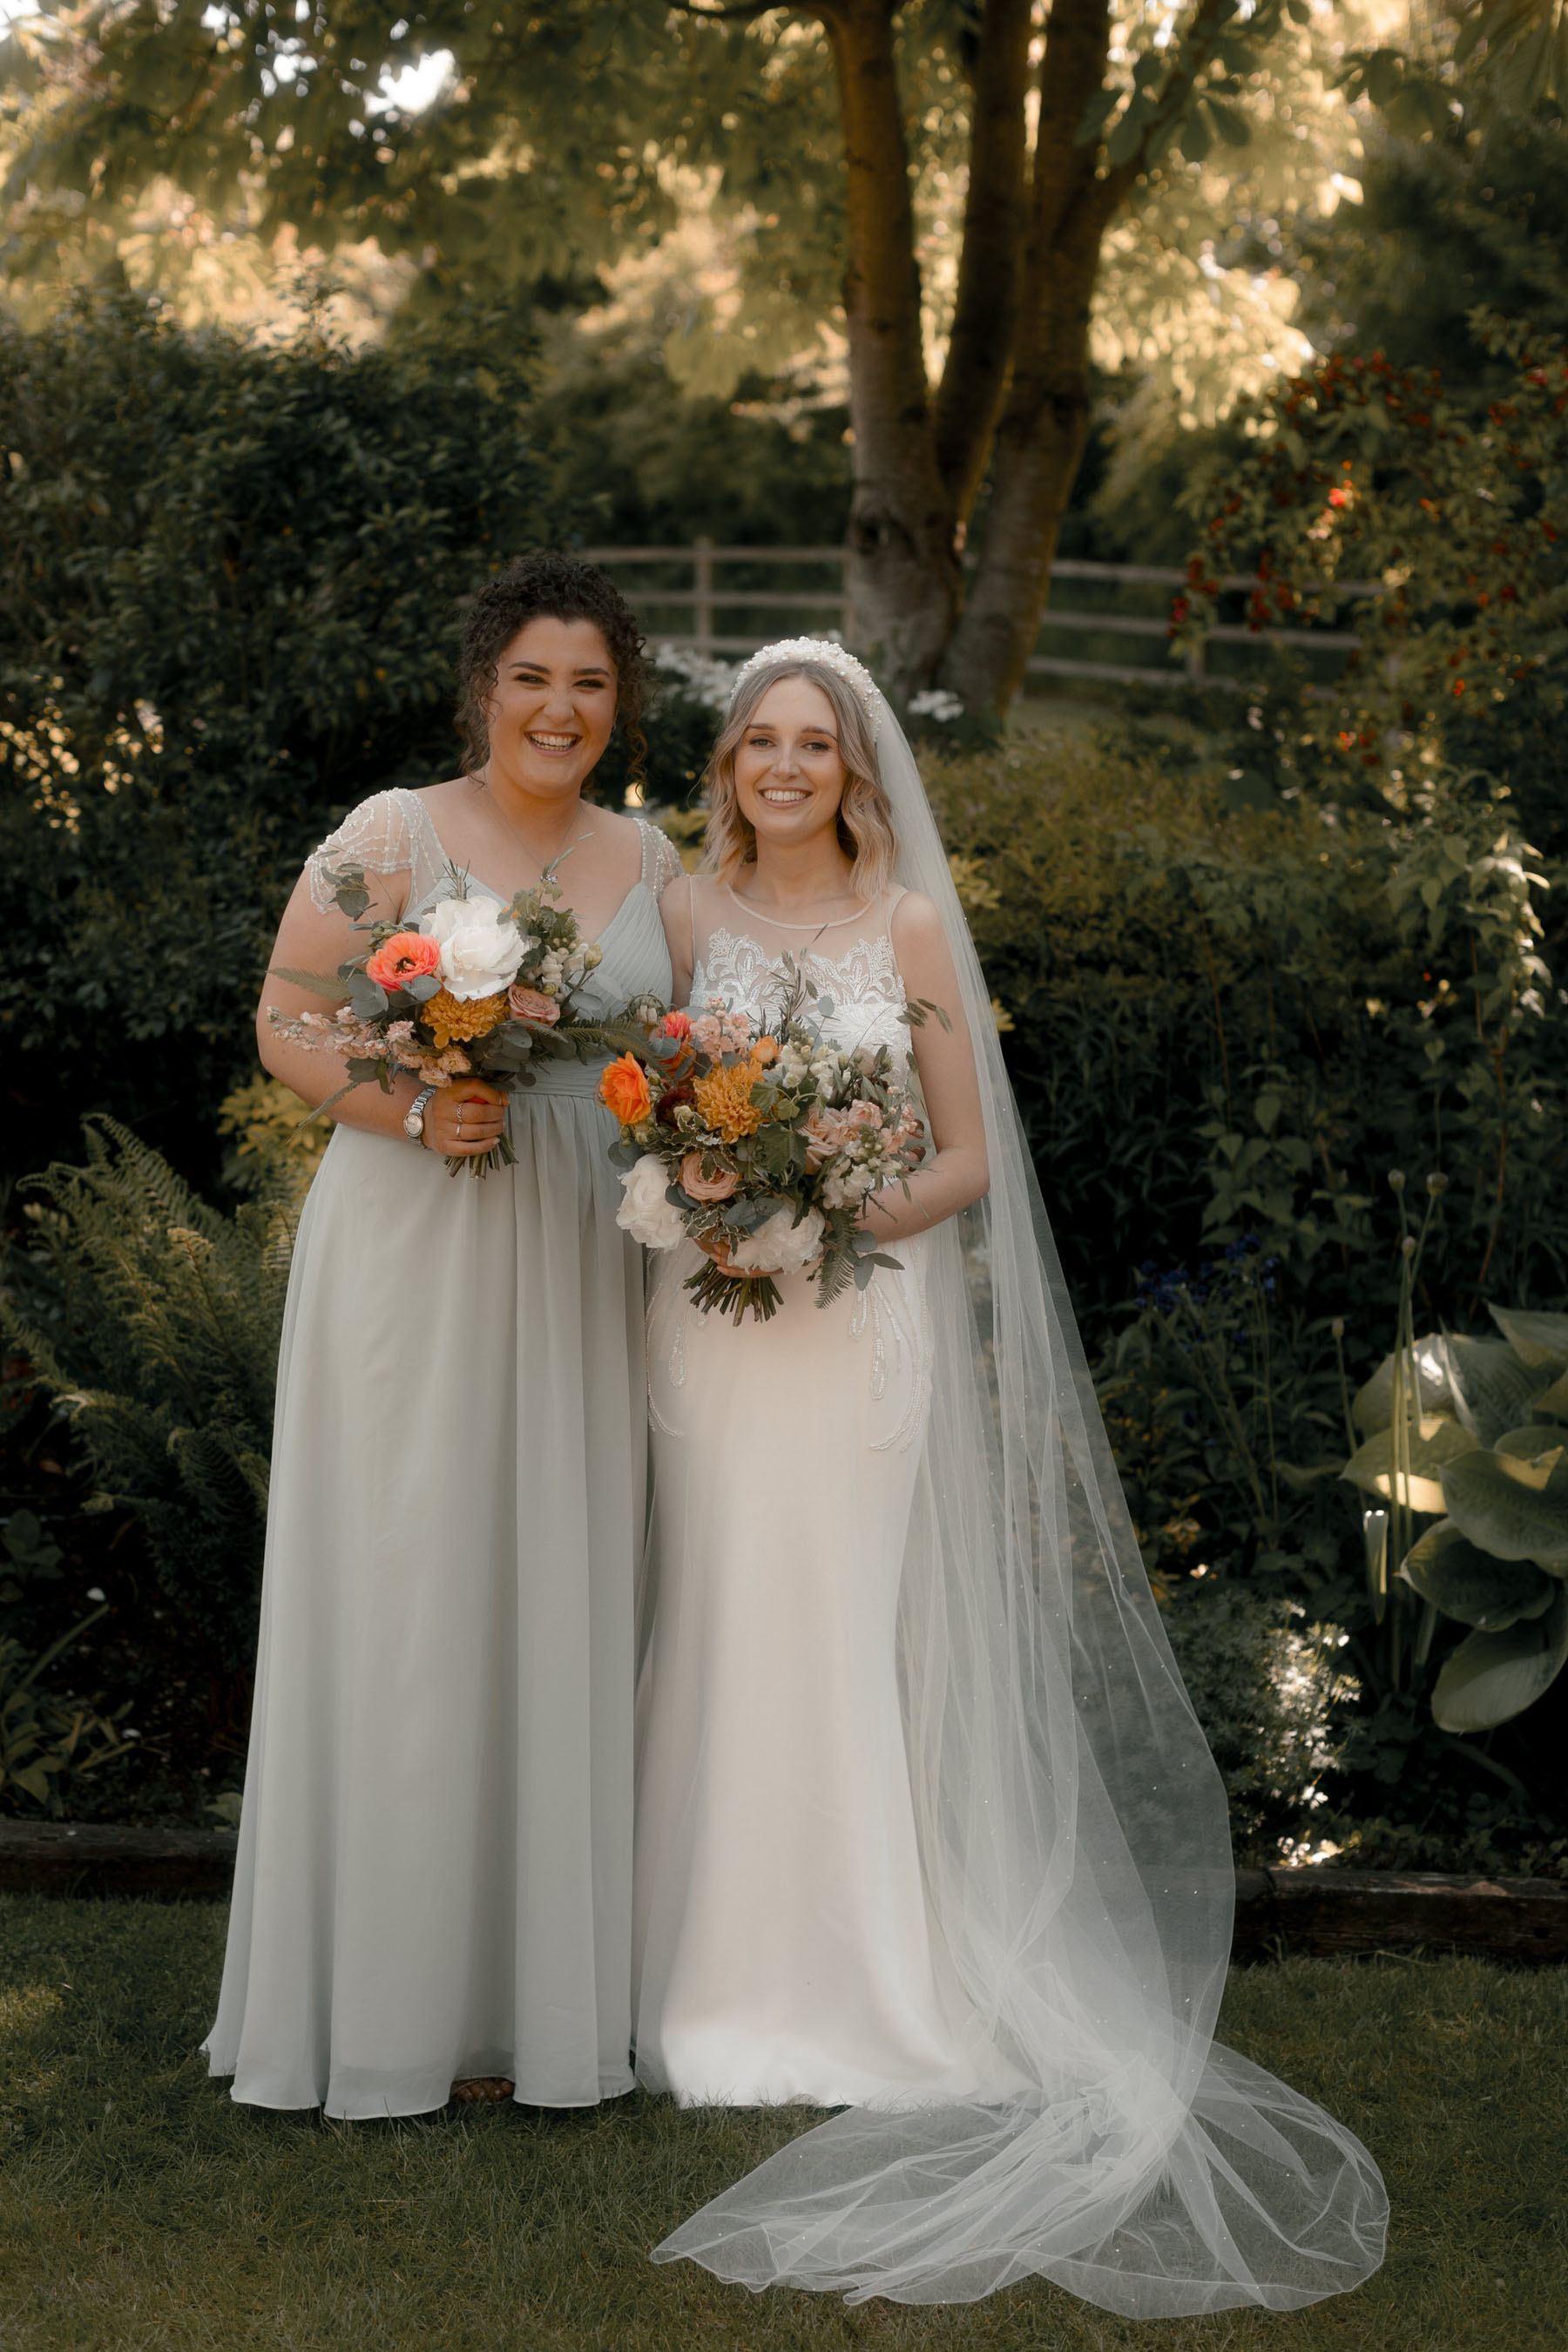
<box><xmin>583</xmin><ymin>541</ymin><xmax>1374</xmax><ymax>693</ymax></box>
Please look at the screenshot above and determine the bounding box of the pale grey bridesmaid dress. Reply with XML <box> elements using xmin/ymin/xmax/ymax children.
<box><xmin>205</xmin><ymin>788</ymin><xmax>679</xmax><ymax>2118</ymax></box>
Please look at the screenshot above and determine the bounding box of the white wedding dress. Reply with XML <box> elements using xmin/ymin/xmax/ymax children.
<box><xmin>626</xmin><ymin>652</ymin><xmax>1385</xmax><ymax>2317</ymax></box>
<box><xmin>634</xmin><ymin>880</ymin><xmax>1014</xmax><ymax>2108</ymax></box>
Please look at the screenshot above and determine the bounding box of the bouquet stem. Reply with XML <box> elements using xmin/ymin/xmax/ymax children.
<box><xmin>447</xmin><ymin>1131</ymin><xmax>519</xmax><ymax>1181</ymax></box>
<box><xmin>684</xmin><ymin>1260</ymin><xmax>782</xmax><ymax>1325</ymax></box>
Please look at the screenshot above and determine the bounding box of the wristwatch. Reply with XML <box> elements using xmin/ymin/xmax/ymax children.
<box><xmin>402</xmin><ymin>1085</ymin><xmax>437</xmax><ymax>1143</ymax></box>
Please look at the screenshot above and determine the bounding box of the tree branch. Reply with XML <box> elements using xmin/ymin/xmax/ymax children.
<box><xmin>930</xmin><ymin>0</ymin><xmax>1032</xmax><ymax>524</ymax></box>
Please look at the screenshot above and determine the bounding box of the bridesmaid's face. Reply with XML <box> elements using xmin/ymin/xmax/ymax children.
<box><xmin>483</xmin><ymin>616</ymin><xmax>618</xmax><ymax>801</ymax></box>
<box><xmin>733</xmin><ymin>678</ymin><xmax>847</xmax><ymax>854</ymax></box>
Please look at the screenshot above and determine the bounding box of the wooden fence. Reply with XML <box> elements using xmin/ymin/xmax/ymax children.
<box><xmin>583</xmin><ymin>542</ymin><xmax>1375</xmax><ymax>693</ymax></box>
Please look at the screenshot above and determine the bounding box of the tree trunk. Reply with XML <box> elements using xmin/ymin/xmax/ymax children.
<box><xmin>825</xmin><ymin>0</ymin><xmax>958</xmax><ymax>694</ymax></box>
<box><xmin>941</xmin><ymin>0</ymin><xmax>1120</xmax><ymax>712</ymax></box>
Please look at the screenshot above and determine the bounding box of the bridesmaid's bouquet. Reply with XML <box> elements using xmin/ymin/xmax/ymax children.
<box><xmin>269</xmin><ymin>861</ymin><xmax>638</xmax><ymax>1176</ymax></box>
<box><xmin>598</xmin><ymin>969</ymin><xmax>930</xmax><ymax>1324</ymax></box>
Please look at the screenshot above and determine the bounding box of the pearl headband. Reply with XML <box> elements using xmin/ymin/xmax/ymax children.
<box><xmin>727</xmin><ymin>637</ymin><xmax>882</xmax><ymax>733</ymax></box>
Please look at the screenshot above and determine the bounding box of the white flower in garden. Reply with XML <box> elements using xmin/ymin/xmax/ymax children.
<box><xmin>616</xmin><ymin>1154</ymin><xmax>688</xmax><ymax>1251</ymax></box>
<box><xmin>423</xmin><ymin>896</ymin><xmax>525</xmax><ymax>1001</ymax></box>
<box><xmin>729</xmin><ymin>1205</ymin><xmax>825</xmax><ymax>1275</ymax></box>
<box><xmin>909</xmin><ymin>687</ymin><xmax>964</xmax><ymax>724</ymax></box>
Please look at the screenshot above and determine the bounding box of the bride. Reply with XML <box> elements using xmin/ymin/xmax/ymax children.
<box><xmin>632</xmin><ymin>639</ymin><xmax>1388</xmax><ymax>2314</ymax></box>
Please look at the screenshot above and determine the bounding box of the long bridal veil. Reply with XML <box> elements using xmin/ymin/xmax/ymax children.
<box><xmin>652</xmin><ymin>654</ymin><xmax>1388</xmax><ymax>2314</ymax></box>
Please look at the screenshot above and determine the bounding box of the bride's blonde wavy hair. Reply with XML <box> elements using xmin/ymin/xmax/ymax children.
<box><xmin>703</xmin><ymin>659</ymin><xmax>897</xmax><ymax>898</ymax></box>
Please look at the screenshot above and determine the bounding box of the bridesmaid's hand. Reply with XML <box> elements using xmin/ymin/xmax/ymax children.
<box><xmin>422</xmin><ymin>1079</ymin><xmax>509</xmax><ymax>1157</ymax></box>
<box><xmin>696</xmin><ymin>1230</ymin><xmax>780</xmax><ymax>1280</ymax></box>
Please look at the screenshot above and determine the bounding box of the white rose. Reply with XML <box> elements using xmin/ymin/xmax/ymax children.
<box><xmin>616</xmin><ymin>1154</ymin><xmax>688</xmax><ymax>1252</ymax></box>
<box><xmin>423</xmin><ymin>895</ymin><xmax>525</xmax><ymax>1001</ymax></box>
<box><xmin>729</xmin><ymin>1204</ymin><xmax>825</xmax><ymax>1276</ymax></box>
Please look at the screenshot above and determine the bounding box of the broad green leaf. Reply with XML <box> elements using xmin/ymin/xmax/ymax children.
<box><xmin>1532</xmin><ymin>1369</ymin><xmax>1568</xmax><ymax>1422</ymax></box>
<box><xmin>1205</xmin><ymin>95</ymin><xmax>1252</xmax><ymax>146</ymax></box>
<box><xmin>1400</xmin><ymin>1518</ymin><xmax>1554</xmax><ymax>1629</ymax></box>
<box><xmin>1431</xmin><ymin>1587</ymin><xmax>1568</xmax><ymax>1734</ymax></box>
<box><xmin>1494</xmin><ymin>1425</ymin><xmax>1568</xmax><ymax>1478</ymax></box>
<box><xmin>1440</xmin><ymin>1442</ymin><xmax>1568</xmax><ymax>1565</ymax></box>
<box><xmin>1177</xmin><ymin>101</ymin><xmax>1213</xmax><ymax>162</ymax></box>
<box><xmin>1442</xmin><ymin>1334</ymin><xmax>1550</xmax><ymax>1445</ymax></box>
<box><xmin>1487</xmin><ymin>1304</ymin><xmax>1568</xmax><ymax>1372</ymax></box>
<box><xmin>1351</xmin><ymin>1336</ymin><xmax>1451</xmax><ymax>1433</ymax></box>
<box><xmin>1342</xmin><ymin>1413</ymin><xmax>1480</xmax><ymax>1514</ymax></box>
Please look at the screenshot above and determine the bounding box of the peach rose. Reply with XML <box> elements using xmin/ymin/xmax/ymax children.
<box><xmin>509</xmin><ymin>983</ymin><xmax>562</xmax><ymax>1024</ymax></box>
<box><xmin>751</xmin><ymin>1037</ymin><xmax>779</xmax><ymax>1068</ymax></box>
<box><xmin>803</xmin><ymin>1106</ymin><xmax>853</xmax><ymax>1169</ymax></box>
<box><xmin>599</xmin><ymin>1052</ymin><xmax>653</xmax><ymax>1128</ymax></box>
<box><xmin>679</xmin><ymin>1152</ymin><xmax>739</xmax><ymax>1204</ymax></box>
<box><xmin>365</xmin><ymin>931</ymin><xmax>441</xmax><ymax>990</ymax></box>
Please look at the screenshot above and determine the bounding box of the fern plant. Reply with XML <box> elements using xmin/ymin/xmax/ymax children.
<box><xmin>3</xmin><ymin>1119</ymin><xmax>296</xmax><ymax>1670</ymax></box>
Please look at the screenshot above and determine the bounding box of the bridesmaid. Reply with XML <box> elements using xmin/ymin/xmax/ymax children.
<box><xmin>205</xmin><ymin>551</ymin><xmax>681</xmax><ymax>2118</ymax></box>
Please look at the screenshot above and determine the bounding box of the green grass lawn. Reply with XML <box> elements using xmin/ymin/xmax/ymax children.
<box><xmin>1</xmin><ymin>1896</ymin><xmax>1563</xmax><ymax>2352</ymax></box>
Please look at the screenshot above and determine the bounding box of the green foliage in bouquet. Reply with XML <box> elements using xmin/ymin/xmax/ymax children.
<box><xmin>2</xmin><ymin>1121</ymin><xmax>293</xmax><ymax>1672</ymax></box>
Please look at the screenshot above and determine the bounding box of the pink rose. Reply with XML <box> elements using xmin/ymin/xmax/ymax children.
<box><xmin>679</xmin><ymin>1151</ymin><xmax>740</xmax><ymax>1203</ymax></box>
<box><xmin>509</xmin><ymin>984</ymin><xmax>562</xmax><ymax>1024</ymax></box>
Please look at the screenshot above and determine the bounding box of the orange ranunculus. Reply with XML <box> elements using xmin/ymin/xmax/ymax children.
<box><xmin>750</xmin><ymin>1037</ymin><xmax>779</xmax><ymax>1067</ymax></box>
<box><xmin>509</xmin><ymin>983</ymin><xmax>562</xmax><ymax>1024</ymax></box>
<box><xmin>659</xmin><ymin>1010</ymin><xmax>694</xmax><ymax>1042</ymax></box>
<box><xmin>600</xmin><ymin>1052</ymin><xmax>653</xmax><ymax>1128</ymax></box>
<box><xmin>365</xmin><ymin>931</ymin><xmax>441</xmax><ymax>990</ymax></box>
<box><xmin>679</xmin><ymin>1151</ymin><xmax>739</xmax><ymax>1203</ymax></box>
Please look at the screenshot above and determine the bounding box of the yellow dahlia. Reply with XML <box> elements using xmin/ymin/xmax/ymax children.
<box><xmin>693</xmin><ymin>1059</ymin><xmax>767</xmax><ymax>1143</ymax></box>
<box><xmin>422</xmin><ymin>987</ymin><xmax>509</xmax><ymax>1049</ymax></box>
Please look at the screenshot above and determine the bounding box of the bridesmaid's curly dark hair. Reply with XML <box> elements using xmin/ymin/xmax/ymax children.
<box><xmin>456</xmin><ymin>551</ymin><xmax>649</xmax><ymax>789</ymax></box>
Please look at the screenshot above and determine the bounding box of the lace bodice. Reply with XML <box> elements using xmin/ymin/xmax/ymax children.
<box><xmin>306</xmin><ymin>787</ymin><xmax>681</xmax><ymax>917</ymax></box>
<box><xmin>689</xmin><ymin>879</ymin><xmax>910</xmax><ymax>1070</ymax></box>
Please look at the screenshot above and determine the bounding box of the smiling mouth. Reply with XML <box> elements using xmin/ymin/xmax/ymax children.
<box><xmin>759</xmin><ymin>787</ymin><xmax>809</xmax><ymax>805</ymax></box>
<box><xmin>527</xmin><ymin>731</ymin><xmax>580</xmax><ymax>754</ymax></box>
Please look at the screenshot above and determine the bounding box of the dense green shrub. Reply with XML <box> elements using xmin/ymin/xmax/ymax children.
<box><xmin>3</xmin><ymin>1120</ymin><xmax>294</xmax><ymax>1675</ymax></box>
<box><xmin>0</xmin><ymin>291</ymin><xmax>568</xmax><ymax>1189</ymax></box>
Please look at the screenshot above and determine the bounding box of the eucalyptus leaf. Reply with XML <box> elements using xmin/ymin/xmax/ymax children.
<box><xmin>347</xmin><ymin>972</ymin><xmax>389</xmax><ymax>1021</ymax></box>
<box><xmin>1399</xmin><ymin>1519</ymin><xmax>1554</xmax><ymax>1630</ymax></box>
<box><xmin>1431</xmin><ymin>1587</ymin><xmax>1568</xmax><ymax>1734</ymax></box>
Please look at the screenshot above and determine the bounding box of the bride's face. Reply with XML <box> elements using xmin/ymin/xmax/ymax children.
<box><xmin>482</xmin><ymin>615</ymin><xmax>618</xmax><ymax>801</ymax></box>
<box><xmin>733</xmin><ymin>678</ymin><xmax>848</xmax><ymax>855</ymax></box>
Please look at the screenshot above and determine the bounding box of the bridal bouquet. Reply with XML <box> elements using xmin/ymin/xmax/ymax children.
<box><xmin>598</xmin><ymin>971</ymin><xmax>929</xmax><ymax>1324</ymax></box>
<box><xmin>270</xmin><ymin>859</ymin><xmax>632</xmax><ymax>1176</ymax></box>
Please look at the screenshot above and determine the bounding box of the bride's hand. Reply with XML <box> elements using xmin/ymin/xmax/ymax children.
<box><xmin>697</xmin><ymin>1230</ymin><xmax>779</xmax><ymax>1280</ymax></box>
